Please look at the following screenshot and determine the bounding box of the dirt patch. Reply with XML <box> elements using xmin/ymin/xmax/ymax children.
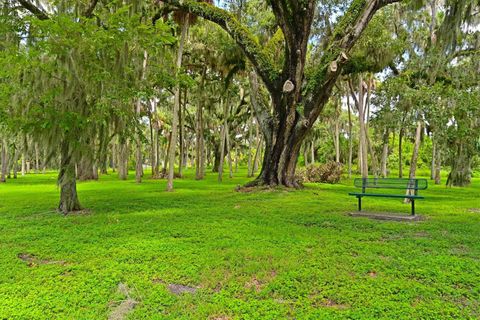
<box><xmin>245</xmin><ymin>271</ymin><xmax>277</xmax><ymax>292</ymax></box>
<box><xmin>413</xmin><ymin>231</ymin><xmax>430</xmax><ymax>238</ymax></box>
<box><xmin>245</xmin><ymin>277</ymin><xmax>263</xmax><ymax>292</ymax></box>
<box><xmin>209</xmin><ymin>316</ymin><xmax>231</xmax><ymax>320</ymax></box>
<box><xmin>468</xmin><ymin>208</ymin><xmax>480</xmax><ymax>214</ymax></box>
<box><xmin>367</xmin><ymin>271</ymin><xmax>377</xmax><ymax>278</ymax></box>
<box><xmin>321</xmin><ymin>299</ymin><xmax>349</xmax><ymax>310</ymax></box>
<box><xmin>108</xmin><ymin>283</ymin><xmax>137</xmax><ymax>320</ymax></box>
<box><xmin>167</xmin><ymin>283</ymin><xmax>198</xmax><ymax>295</ymax></box>
<box><xmin>18</xmin><ymin>253</ymin><xmax>67</xmax><ymax>267</ymax></box>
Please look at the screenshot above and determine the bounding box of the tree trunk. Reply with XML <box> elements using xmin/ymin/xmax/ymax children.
<box><xmin>179</xmin><ymin>87</ymin><xmax>186</xmax><ymax>177</ymax></box>
<box><xmin>334</xmin><ymin>98</ymin><xmax>340</xmax><ymax>163</ymax></box>
<box><xmin>58</xmin><ymin>140</ymin><xmax>81</xmax><ymax>214</ymax></box>
<box><xmin>398</xmin><ymin>127</ymin><xmax>404</xmax><ymax>178</ymax></box>
<box><xmin>111</xmin><ymin>143</ymin><xmax>116</xmax><ymax>173</ymax></box>
<box><xmin>77</xmin><ymin>155</ymin><xmax>97</xmax><ymax>181</ymax></box>
<box><xmin>435</xmin><ymin>147</ymin><xmax>441</xmax><ymax>185</ymax></box>
<box><xmin>34</xmin><ymin>142</ymin><xmax>39</xmax><ymax>173</ymax></box>
<box><xmin>21</xmin><ymin>153</ymin><xmax>26</xmax><ymax>176</ymax></box>
<box><xmin>253</xmin><ymin>122</ymin><xmax>261</xmax><ymax>174</ymax></box>
<box><xmin>380</xmin><ymin>129</ymin><xmax>389</xmax><ymax>178</ymax></box>
<box><xmin>447</xmin><ymin>142</ymin><xmax>472</xmax><ymax>187</ymax></box>
<box><xmin>1</xmin><ymin>139</ymin><xmax>7</xmax><ymax>183</ymax></box>
<box><xmin>167</xmin><ymin>16</ymin><xmax>189</xmax><ymax>191</ymax></box>
<box><xmin>303</xmin><ymin>143</ymin><xmax>309</xmax><ymax>167</ymax></box>
<box><xmin>247</xmin><ymin>115</ymin><xmax>254</xmax><ymax>177</ymax></box>
<box><xmin>347</xmin><ymin>92</ymin><xmax>353</xmax><ymax>178</ymax></box>
<box><xmin>310</xmin><ymin>142</ymin><xmax>315</xmax><ymax>165</ymax></box>
<box><xmin>430</xmin><ymin>136</ymin><xmax>436</xmax><ymax>180</ymax></box>
<box><xmin>135</xmin><ymin>51</ymin><xmax>148</xmax><ymax>183</ymax></box>
<box><xmin>118</xmin><ymin>139</ymin><xmax>128</xmax><ymax>180</ymax></box>
<box><xmin>226</xmin><ymin>125</ymin><xmax>233</xmax><ymax>179</ymax></box>
<box><xmin>218</xmin><ymin>98</ymin><xmax>227</xmax><ymax>182</ymax></box>
<box><xmin>247</xmin><ymin>126</ymin><xmax>303</xmax><ymax>188</ymax></box>
<box><xmin>351</xmin><ymin>77</ymin><xmax>368</xmax><ymax>178</ymax></box>
<box><xmin>405</xmin><ymin>121</ymin><xmax>422</xmax><ymax>201</ymax></box>
<box><xmin>195</xmin><ymin>69</ymin><xmax>206</xmax><ymax>180</ymax></box>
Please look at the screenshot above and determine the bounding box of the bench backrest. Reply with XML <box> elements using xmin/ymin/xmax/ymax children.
<box><xmin>354</xmin><ymin>178</ymin><xmax>428</xmax><ymax>191</ymax></box>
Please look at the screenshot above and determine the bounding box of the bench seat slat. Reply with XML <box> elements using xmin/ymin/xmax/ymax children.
<box><xmin>348</xmin><ymin>192</ymin><xmax>424</xmax><ymax>199</ymax></box>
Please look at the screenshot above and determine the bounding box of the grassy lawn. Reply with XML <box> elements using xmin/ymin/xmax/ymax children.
<box><xmin>0</xmin><ymin>170</ymin><xmax>479</xmax><ymax>319</ymax></box>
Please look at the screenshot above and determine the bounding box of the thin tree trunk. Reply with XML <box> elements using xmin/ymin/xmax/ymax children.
<box><xmin>304</xmin><ymin>143</ymin><xmax>309</xmax><ymax>167</ymax></box>
<box><xmin>135</xmin><ymin>51</ymin><xmax>148</xmax><ymax>183</ymax></box>
<box><xmin>21</xmin><ymin>153</ymin><xmax>26</xmax><ymax>176</ymax></box>
<box><xmin>405</xmin><ymin>120</ymin><xmax>423</xmax><ymax>202</ymax></box>
<box><xmin>310</xmin><ymin>142</ymin><xmax>315</xmax><ymax>164</ymax></box>
<box><xmin>347</xmin><ymin>91</ymin><xmax>353</xmax><ymax>178</ymax></box>
<box><xmin>398</xmin><ymin>127</ymin><xmax>404</xmax><ymax>178</ymax></box>
<box><xmin>0</xmin><ymin>139</ymin><xmax>7</xmax><ymax>183</ymax></box>
<box><xmin>195</xmin><ymin>67</ymin><xmax>206</xmax><ymax>180</ymax></box>
<box><xmin>334</xmin><ymin>99</ymin><xmax>340</xmax><ymax>163</ymax></box>
<box><xmin>111</xmin><ymin>143</ymin><xmax>116</xmax><ymax>173</ymax></box>
<box><xmin>226</xmin><ymin>126</ymin><xmax>233</xmax><ymax>178</ymax></box>
<box><xmin>247</xmin><ymin>115</ymin><xmax>254</xmax><ymax>177</ymax></box>
<box><xmin>253</xmin><ymin>122</ymin><xmax>261</xmax><ymax>173</ymax></box>
<box><xmin>430</xmin><ymin>136</ymin><xmax>436</xmax><ymax>180</ymax></box>
<box><xmin>167</xmin><ymin>16</ymin><xmax>189</xmax><ymax>191</ymax></box>
<box><xmin>380</xmin><ymin>129</ymin><xmax>389</xmax><ymax>177</ymax></box>
<box><xmin>34</xmin><ymin>142</ymin><xmax>39</xmax><ymax>173</ymax></box>
<box><xmin>351</xmin><ymin>77</ymin><xmax>368</xmax><ymax>178</ymax></box>
<box><xmin>235</xmin><ymin>146</ymin><xmax>239</xmax><ymax>173</ymax></box>
<box><xmin>218</xmin><ymin>98</ymin><xmax>227</xmax><ymax>182</ymax></box>
<box><xmin>435</xmin><ymin>147</ymin><xmax>441</xmax><ymax>185</ymax></box>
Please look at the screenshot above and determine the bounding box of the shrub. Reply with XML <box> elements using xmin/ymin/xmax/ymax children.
<box><xmin>297</xmin><ymin>161</ymin><xmax>343</xmax><ymax>184</ymax></box>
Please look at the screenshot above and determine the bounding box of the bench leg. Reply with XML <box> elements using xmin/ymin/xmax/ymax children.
<box><xmin>358</xmin><ymin>197</ymin><xmax>362</xmax><ymax>211</ymax></box>
<box><xmin>411</xmin><ymin>200</ymin><xmax>415</xmax><ymax>216</ymax></box>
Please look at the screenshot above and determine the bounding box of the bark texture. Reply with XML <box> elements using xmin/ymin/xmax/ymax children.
<box><xmin>58</xmin><ymin>141</ymin><xmax>81</xmax><ymax>214</ymax></box>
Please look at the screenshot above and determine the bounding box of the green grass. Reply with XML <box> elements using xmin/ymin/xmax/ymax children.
<box><xmin>1</xmin><ymin>169</ymin><xmax>479</xmax><ymax>319</ymax></box>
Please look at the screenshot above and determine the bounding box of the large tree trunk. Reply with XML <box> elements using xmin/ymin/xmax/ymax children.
<box><xmin>248</xmin><ymin>124</ymin><xmax>303</xmax><ymax>188</ymax></box>
<box><xmin>58</xmin><ymin>140</ymin><xmax>81</xmax><ymax>214</ymax></box>
<box><xmin>167</xmin><ymin>16</ymin><xmax>189</xmax><ymax>191</ymax></box>
<box><xmin>447</xmin><ymin>142</ymin><xmax>472</xmax><ymax>187</ymax></box>
<box><xmin>77</xmin><ymin>154</ymin><xmax>98</xmax><ymax>181</ymax></box>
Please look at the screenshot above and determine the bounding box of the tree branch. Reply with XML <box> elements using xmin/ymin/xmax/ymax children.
<box><xmin>83</xmin><ymin>0</ymin><xmax>99</xmax><ymax>18</ymax></box>
<box><xmin>303</xmin><ymin>0</ymin><xmax>402</xmax><ymax>127</ymax></box>
<box><xmin>159</xmin><ymin>0</ymin><xmax>280</xmax><ymax>94</ymax></box>
<box><xmin>16</xmin><ymin>0</ymin><xmax>49</xmax><ymax>20</ymax></box>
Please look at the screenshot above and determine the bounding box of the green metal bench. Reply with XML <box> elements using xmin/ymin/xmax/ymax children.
<box><xmin>349</xmin><ymin>178</ymin><xmax>428</xmax><ymax>215</ymax></box>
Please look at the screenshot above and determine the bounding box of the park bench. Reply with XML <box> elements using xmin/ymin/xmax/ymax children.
<box><xmin>349</xmin><ymin>178</ymin><xmax>428</xmax><ymax>215</ymax></box>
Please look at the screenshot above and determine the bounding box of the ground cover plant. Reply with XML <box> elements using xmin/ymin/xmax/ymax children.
<box><xmin>1</xmin><ymin>171</ymin><xmax>479</xmax><ymax>319</ymax></box>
